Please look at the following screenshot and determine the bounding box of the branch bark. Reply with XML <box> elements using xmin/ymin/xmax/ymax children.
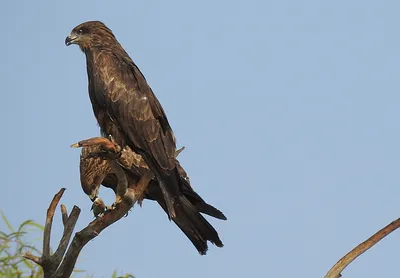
<box><xmin>23</xmin><ymin>173</ymin><xmax>148</xmax><ymax>277</ymax></box>
<box><xmin>43</xmin><ymin>188</ymin><xmax>66</xmax><ymax>262</ymax></box>
<box><xmin>325</xmin><ymin>218</ymin><xmax>400</xmax><ymax>278</ymax></box>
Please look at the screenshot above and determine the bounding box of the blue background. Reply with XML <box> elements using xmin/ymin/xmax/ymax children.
<box><xmin>1</xmin><ymin>1</ymin><xmax>400</xmax><ymax>277</ymax></box>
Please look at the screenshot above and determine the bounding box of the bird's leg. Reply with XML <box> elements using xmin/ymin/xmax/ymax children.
<box><xmin>106</xmin><ymin>156</ymin><xmax>153</xmax><ymax>211</ymax></box>
<box><xmin>108</xmin><ymin>159</ymin><xmax>129</xmax><ymax>210</ymax></box>
<box><xmin>135</xmin><ymin>170</ymin><xmax>155</xmax><ymax>207</ymax></box>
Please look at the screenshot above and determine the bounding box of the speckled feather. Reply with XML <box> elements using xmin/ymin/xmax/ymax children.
<box><xmin>79</xmin><ymin>142</ymin><xmax>226</xmax><ymax>254</ymax></box>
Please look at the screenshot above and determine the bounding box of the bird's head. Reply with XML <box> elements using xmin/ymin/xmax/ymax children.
<box><xmin>80</xmin><ymin>145</ymin><xmax>110</xmax><ymax>202</ymax></box>
<box><xmin>81</xmin><ymin>178</ymin><xmax>100</xmax><ymax>202</ymax></box>
<box><xmin>65</xmin><ymin>21</ymin><xmax>117</xmax><ymax>52</ymax></box>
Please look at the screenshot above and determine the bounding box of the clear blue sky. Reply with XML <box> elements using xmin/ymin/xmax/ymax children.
<box><xmin>1</xmin><ymin>1</ymin><xmax>400</xmax><ymax>277</ymax></box>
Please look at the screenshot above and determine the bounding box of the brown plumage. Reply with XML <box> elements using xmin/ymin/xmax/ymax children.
<box><xmin>66</xmin><ymin>21</ymin><xmax>226</xmax><ymax>254</ymax></box>
<box><xmin>66</xmin><ymin>21</ymin><xmax>180</xmax><ymax>219</ymax></box>
<box><xmin>78</xmin><ymin>137</ymin><xmax>226</xmax><ymax>254</ymax></box>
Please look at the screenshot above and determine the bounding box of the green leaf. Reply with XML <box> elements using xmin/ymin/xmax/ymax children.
<box><xmin>0</xmin><ymin>231</ymin><xmax>9</xmax><ymax>238</ymax></box>
<box><xmin>4</xmin><ymin>249</ymin><xmax>13</xmax><ymax>257</ymax></box>
<box><xmin>18</xmin><ymin>220</ymin><xmax>44</xmax><ymax>232</ymax></box>
<box><xmin>0</xmin><ymin>256</ymin><xmax>11</xmax><ymax>262</ymax></box>
<box><xmin>6</xmin><ymin>231</ymin><xmax>26</xmax><ymax>240</ymax></box>
<box><xmin>0</xmin><ymin>210</ymin><xmax>15</xmax><ymax>233</ymax></box>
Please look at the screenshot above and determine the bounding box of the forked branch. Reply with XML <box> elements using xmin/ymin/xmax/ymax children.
<box><xmin>23</xmin><ymin>188</ymin><xmax>81</xmax><ymax>277</ymax></box>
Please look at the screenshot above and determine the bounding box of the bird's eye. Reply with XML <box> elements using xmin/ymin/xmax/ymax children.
<box><xmin>79</xmin><ymin>29</ymin><xmax>83</xmax><ymax>34</ymax></box>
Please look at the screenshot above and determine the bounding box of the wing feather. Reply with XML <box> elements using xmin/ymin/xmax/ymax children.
<box><xmin>93</xmin><ymin>52</ymin><xmax>177</xmax><ymax>171</ymax></box>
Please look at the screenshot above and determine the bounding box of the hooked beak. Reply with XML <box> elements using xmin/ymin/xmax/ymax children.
<box><xmin>89</xmin><ymin>189</ymin><xmax>98</xmax><ymax>202</ymax></box>
<box><xmin>65</xmin><ymin>34</ymin><xmax>78</xmax><ymax>46</ymax></box>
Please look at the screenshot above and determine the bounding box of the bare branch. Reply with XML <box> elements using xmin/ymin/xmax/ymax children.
<box><xmin>42</xmin><ymin>188</ymin><xmax>66</xmax><ymax>261</ymax></box>
<box><xmin>53</xmin><ymin>195</ymin><xmax>140</xmax><ymax>277</ymax></box>
<box><xmin>51</xmin><ymin>206</ymin><xmax>81</xmax><ymax>269</ymax></box>
<box><xmin>22</xmin><ymin>252</ymin><xmax>41</xmax><ymax>265</ymax></box>
<box><xmin>60</xmin><ymin>205</ymin><xmax>68</xmax><ymax>227</ymax></box>
<box><xmin>325</xmin><ymin>218</ymin><xmax>400</xmax><ymax>278</ymax></box>
<box><xmin>25</xmin><ymin>176</ymin><xmax>149</xmax><ymax>277</ymax></box>
<box><xmin>55</xmin><ymin>153</ymin><xmax>149</xmax><ymax>277</ymax></box>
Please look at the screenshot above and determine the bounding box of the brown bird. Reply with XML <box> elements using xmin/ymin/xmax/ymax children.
<box><xmin>66</xmin><ymin>21</ymin><xmax>182</xmax><ymax>219</ymax></box>
<box><xmin>66</xmin><ymin>21</ymin><xmax>225</xmax><ymax>254</ymax></box>
<box><xmin>76</xmin><ymin>137</ymin><xmax>226</xmax><ymax>254</ymax></box>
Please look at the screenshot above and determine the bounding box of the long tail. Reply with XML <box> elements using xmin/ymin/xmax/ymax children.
<box><xmin>181</xmin><ymin>179</ymin><xmax>227</xmax><ymax>220</ymax></box>
<box><xmin>144</xmin><ymin>176</ymin><xmax>227</xmax><ymax>220</ymax></box>
<box><xmin>103</xmin><ymin>171</ymin><xmax>225</xmax><ymax>254</ymax></box>
<box><xmin>159</xmin><ymin>195</ymin><xmax>224</xmax><ymax>255</ymax></box>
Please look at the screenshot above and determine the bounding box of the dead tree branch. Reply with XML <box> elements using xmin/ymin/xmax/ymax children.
<box><xmin>22</xmin><ymin>188</ymin><xmax>81</xmax><ymax>277</ymax></box>
<box><xmin>324</xmin><ymin>218</ymin><xmax>400</xmax><ymax>278</ymax></box>
<box><xmin>23</xmin><ymin>184</ymin><xmax>145</xmax><ymax>278</ymax></box>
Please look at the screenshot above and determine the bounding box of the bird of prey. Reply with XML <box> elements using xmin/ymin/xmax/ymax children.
<box><xmin>66</xmin><ymin>21</ymin><xmax>201</xmax><ymax>220</ymax></box>
<box><xmin>75</xmin><ymin>137</ymin><xmax>226</xmax><ymax>254</ymax></box>
<box><xmin>66</xmin><ymin>21</ymin><xmax>226</xmax><ymax>253</ymax></box>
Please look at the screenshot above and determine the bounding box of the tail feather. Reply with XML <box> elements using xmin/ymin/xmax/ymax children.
<box><xmin>157</xmin><ymin>195</ymin><xmax>224</xmax><ymax>255</ymax></box>
<box><xmin>195</xmin><ymin>202</ymin><xmax>227</xmax><ymax>220</ymax></box>
<box><xmin>181</xmin><ymin>180</ymin><xmax>227</xmax><ymax>220</ymax></box>
<box><xmin>179</xmin><ymin>196</ymin><xmax>223</xmax><ymax>245</ymax></box>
